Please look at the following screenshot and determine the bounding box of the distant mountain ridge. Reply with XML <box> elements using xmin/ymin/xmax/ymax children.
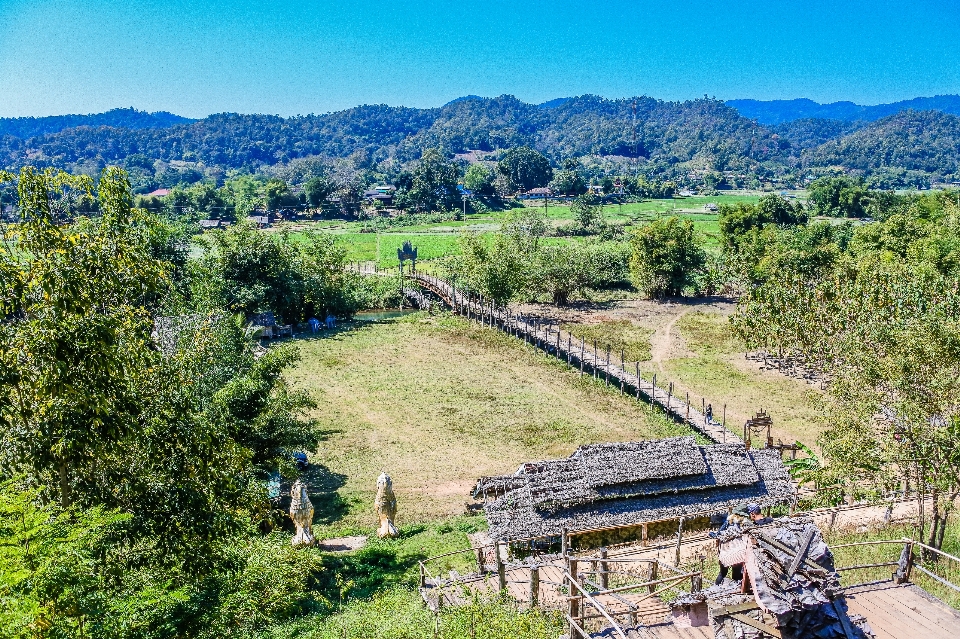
<box><xmin>0</xmin><ymin>108</ymin><xmax>195</xmax><ymax>139</ymax></box>
<box><xmin>1</xmin><ymin>95</ymin><xmax>959</xmax><ymax>189</ymax></box>
<box><xmin>727</xmin><ymin>95</ymin><xmax>960</xmax><ymax>125</ymax></box>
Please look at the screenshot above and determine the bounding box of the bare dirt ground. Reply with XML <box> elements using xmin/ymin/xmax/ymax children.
<box><xmin>514</xmin><ymin>295</ymin><xmax>825</xmax><ymax>448</ymax></box>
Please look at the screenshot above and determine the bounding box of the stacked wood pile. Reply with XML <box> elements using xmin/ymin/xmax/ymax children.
<box><xmin>474</xmin><ymin>437</ymin><xmax>794</xmax><ymax>542</ymax></box>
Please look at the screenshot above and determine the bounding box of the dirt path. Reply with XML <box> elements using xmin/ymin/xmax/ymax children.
<box><xmin>650</xmin><ymin>305</ymin><xmax>691</xmax><ymax>373</ymax></box>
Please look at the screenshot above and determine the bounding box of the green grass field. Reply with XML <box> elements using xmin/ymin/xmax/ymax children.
<box><xmin>282</xmin><ymin>194</ymin><xmax>765</xmax><ymax>264</ymax></box>
<box><xmin>286</xmin><ymin>312</ymin><xmax>694</xmax><ymax>535</ymax></box>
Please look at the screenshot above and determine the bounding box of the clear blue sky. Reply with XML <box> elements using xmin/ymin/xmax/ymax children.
<box><xmin>0</xmin><ymin>0</ymin><xmax>958</xmax><ymax>118</ymax></box>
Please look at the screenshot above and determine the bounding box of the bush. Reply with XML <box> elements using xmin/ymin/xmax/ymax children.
<box><xmin>630</xmin><ymin>217</ymin><xmax>706</xmax><ymax>297</ymax></box>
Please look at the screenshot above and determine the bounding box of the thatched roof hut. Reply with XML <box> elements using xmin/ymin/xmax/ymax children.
<box><xmin>473</xmin><ymin>436</ymin><xmax>794</xmax><ymax>542</ymax></box>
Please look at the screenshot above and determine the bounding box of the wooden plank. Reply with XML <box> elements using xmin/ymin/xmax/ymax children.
<box><xmin>727</xmin><ymin>613</ymin><xmax>782</xmax><ymax>637</ymax></box>
<box><xmin>844</xmin><ymin>589</ymin><xmax>955</xmax><ymax>639</ymax></box>
<box><xmin>786</xmin><ymin>526</ymin><xmax>816</xmax><ymax>577</ymax></box>
<box><xmin>870</xmin><ymin>585</ymin><xmax>960</xmax><ymax>632</ymax></box>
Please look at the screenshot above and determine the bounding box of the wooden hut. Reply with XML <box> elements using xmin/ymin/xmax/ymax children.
<box><xmin>473</xmin><ymin>436</ymin><xmax>794</xmax><ymax>549</ymax></box>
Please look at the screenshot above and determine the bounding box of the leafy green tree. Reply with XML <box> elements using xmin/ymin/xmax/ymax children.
<box><xmin>193</xmin><ymin>223</ymin><xmax>356</xmax><ymax>322</ymax></box>
<box><xmin>571</xmin><ymin>193</ymin><xmax>605</xmax><ymax>232</ymax></box>
<box><xmin>497</xmin><ymin>147</ymin><xmax>553</xmax><ymax>193</ymax></box>
<box><xmin>303</xmin><ymin>175</ymin><xmax>336</xmax><ymax>207</ymax></box>
<box><xmin>264</xmin><ymin>178</ymin><xmax>300</xmax><ymax>211</ymax></box>
<box><xmin>549</xmin><ymin>168</ymin><xmax>587</xmax><ymax>196</ymax></box>
<box><xmin>808</xmin><ymin>176</ymin><xmax>871</xmax><ymax>218</ymax></box>
<box><xmin>397</xmin><ymin>149</ymin><xmax>461</xmax><ymax>212</ymax></box>
<box><xmin>528</xmin><ymin>244</ymin><xmax>593</xmax><ymax>305</ymax></box>
<box><xmin>454</xmin><ymin>232</ymin><xmax>527</xmax><ymax>305</ymax></box>
<box><xmin>0</xmin><ymin>167</ymin><xmax>167</xmax><ymax>508</ymax></box>
<box><xmin>462</xmin><ymin>163</ymin><xmax>496</xmax><ymax>196</ymax></box>
<box><xmin>501</xmin><ymin>207</ymin><xmax>547</xmax><ymax>252</ymax></box>
<box><xmin>629</xmin><ymin>217</ymin><xmax>706</xmax><ymax>297</ymax></box>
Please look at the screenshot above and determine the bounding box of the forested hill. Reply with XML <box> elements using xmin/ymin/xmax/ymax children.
<box><xmin>0</xmin><ymin>96</ymin><xmax>784</xmax><ymax>171</ymax></box>
<box><xmin>2</xmin><ymin>95</ymin><xmax>960</xmax><ymax>187</ymax></box>
<box><xmin>0</xmin><ymin>107</ymin><xmax>194</xmax><ymax>139</ymax></box>
<box><xmin>727</xmin><ymin>95</ymin><xmax>960</xmax><ymax>125</ymax></box>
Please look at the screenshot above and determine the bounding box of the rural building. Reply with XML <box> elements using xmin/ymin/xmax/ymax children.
<box><xmin>363</xmin><ymin>184</ymin><xmax>396</xmax><ymax>205</ymax></box>
<box><xmin>473</xmin><ymin>436</ymin><xmax>794</xmax><ymax>547</ymax></box>
<box><xmin>520</xmin><ymin>187</ymin><xmax>552</xmax><ymax>199</ymax></box>
<box><xmin>247</xmin><ymin>214</ymin><xmax>271</xmax><ymax>228</ymax></box>
<box><xmin>145</xmin><ymin>188</ymin><xmax>171</xmax><ymax>197</ymax></box>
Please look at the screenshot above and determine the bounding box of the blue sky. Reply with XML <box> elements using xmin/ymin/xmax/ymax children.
<box><xmin>0</xmin><ymin>0</ymin><xmax>958</xmax><ymax>118</ymax></box>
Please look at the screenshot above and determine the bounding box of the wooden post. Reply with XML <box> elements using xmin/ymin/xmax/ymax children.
<box><xmin>646</xmin><ymin>561</ymin><xmax>658</xmax><ymax>594</ymax></box>
<box><xmin>722</xmin><ymin>404</ymin><xmax>727</xmax><ymax>443</ymax></box>
<box><xmin>529</xmin><ymin>564</ymin><xmax>540</xmax><ymax>607</ymax></box>
<box><xmin>620</xmin><ymin>350</ymin><xmax>625</xmax><ymax>393</ymax></box>
<box><xmin>599</xmin><ymin>547</ymin><xmax>609</xmax><ymax>589</ymax></box>
<box><xmin>420</xmin><ymin>562</ymin><xmax>427</xmax><ymax>588</ymax></box>
<box><xmin>691</xmin><ymin>572</ymin><xmax>702</xmax><ymax>593</ymax></box>
<box><xmin>556</xmin><ymin>328</ymin><xmax>560</xmax><ymax>355</ymax></box>
<box><xmin>592</xmin><ymin>340</ymin><xmax>597</xmax><ymax>378</ymax></box>
<box><xmin>641</xmin><ymin>523</ymin><xmax>648</xmax><ymax>546</ymax></box>
<box><xmin>476</xmin><ymin>547</ymin><xmax>485</xmax><ymax>574</ymax></box>
<box><xmin>568</xmin><ymin>557</ymin><xmax>580</xmax><ymax>638</ymax></box>
<box><xmin>561</xmin><ymin>526</ymin><xmax>569</xmax><ymax>556</ymax></box>
<box><xmin>636</xmin><ymin>362</ymin><xmax>641</xmax><ymax>400</ymax></box>
<box><xmin>667</xmin><ymin>382</ymin><xmax>672</xmax><ymax>409</ymax></box>
<box><xmin>605</xmin><ymin>345</ymin><xmax>610</xmax><ymax>385</ymax></box>
<box><xmin>580</xmin><ymin>337</ymin><xmax>585</xmax><ymax>373</ymax></box>
<box><xmin>686</xmin><ymin>391</ymin><xmax>689</xmax><ymax>419</ymax></box>
<box><xmin>496</xmin><ymin>544</ymin><xmax>506</xmax><ymax>591</ymax></box>
<box><xmin>567</xmin><ymin>333</ymin><xmax>572</xmax><ymax>364</ymax></box>
<box><xmin>674</xmin><ymin>517</ymin><xmax>685</xmax><ymax>567</ymax></box>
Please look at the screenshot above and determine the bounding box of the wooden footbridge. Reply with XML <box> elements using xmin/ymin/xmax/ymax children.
<box><xmin>406</xmin><ymin>271</ymin><xmax>739</xmax><ymax>445</ymax></box>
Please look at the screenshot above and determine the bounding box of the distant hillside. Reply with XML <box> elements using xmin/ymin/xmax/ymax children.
<box><xmin>2</xmin><ymin>95</ymin><xmax>959</xmax><ymax>188</ymax></box>
<box><xmin>0</xmin><ymin>108</ymin><xmax>195</xmax><ymax>139</ymax></box>
<box><xmin>801</xmin><ymin>110</ymin><xmax>960</xmax><ymax>175</ymax></box>
<box><xmin>0</xmin><ymin>95</ymin><xmax>783</xmax><ymax>174</ymax></box>
<box><xmin>728</xmin><ymin>95</ymin><xmax>960</xmax><ymax>125</ymax></box>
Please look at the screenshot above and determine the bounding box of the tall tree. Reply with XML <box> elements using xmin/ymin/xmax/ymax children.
<box><xmin>497</xmin><ymin>146</ymin><xmax>553</xmax><ymax>193</ymax></box>
<box><xmin>629</xmin><ymin>217</ymin><xmax>705</xmax><ymax>297</ymax></box>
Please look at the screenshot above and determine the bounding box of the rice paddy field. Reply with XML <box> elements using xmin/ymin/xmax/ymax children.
<box><xmin>279</xmin><ymin>193</ymin><xmax>770</xmax><ymax>266</ymax></box>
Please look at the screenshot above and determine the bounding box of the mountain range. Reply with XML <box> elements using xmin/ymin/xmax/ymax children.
<box><xmin>726</xmin><ymin>95</ymin><xmax>960</xmax><ymax>126</ymax></box>
<box><xmin>1</xmin><ymin>95</ymin><xmax>958</xmax><ymax>189</ymax></box>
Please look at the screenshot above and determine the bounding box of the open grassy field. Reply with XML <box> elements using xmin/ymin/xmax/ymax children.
<box><xmin>287</xmin><ymin>312</ymin><xmax>695</xmax><ymax>536</ymax></box>
<box><xmin>657</xmin><ymin>310</ymin><xmax>824</xmax><ymax>447</ymax></box>
<box><xmin>277</xmin><ymin>193</ymin><xmax>770</xmax><ymax>264</ymax></box>
<box><xmin>518</xmin><ymin>300</ymin><xmax>825</xmax><ymax>449</ymax></box>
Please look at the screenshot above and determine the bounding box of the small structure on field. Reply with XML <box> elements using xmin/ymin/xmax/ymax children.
<box><xmin>375</xmin><ymin>473</ymin><xmax>399</xmax><ymax>538</ymax></box>
<box><xmin>289</xmin><ymin>479</ymin><xmax>316</xmax><ymax>547</ymax></box>
<box><xmin>397</xmin><ymin>241</ymin><xmax>418</xmax><ymax>273</ymax></box>
<box><xmin>473</xmin><ymin>436</ymin><xmax>793</xmax><ymax>548</ymax></box>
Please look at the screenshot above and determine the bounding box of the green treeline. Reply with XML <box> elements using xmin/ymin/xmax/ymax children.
<box><xmin>726</xmin><ymin>188</ymin><xmax>960</xmax><ymax>549</ymax></box>
<box><xmin>0</xmin><ymin>167</ymin><xmax>381</xmax><ymax>636</ymax></box>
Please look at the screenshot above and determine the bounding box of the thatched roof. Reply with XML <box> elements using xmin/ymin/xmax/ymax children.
<box><xmin>474</xmin><ymin>437</ymin><xmax>794</xmax><ymax>541</ymax></box>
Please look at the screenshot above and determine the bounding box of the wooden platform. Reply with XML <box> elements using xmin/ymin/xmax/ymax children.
<box><xmin>626</xmin><ymin>581</ymin><xmax>960</xmax><ymax>638</ymax></box>
<box><xmin>843</xmin><ymin>581</ymin><xmax>960</xmax><ymax>639</ymax></box>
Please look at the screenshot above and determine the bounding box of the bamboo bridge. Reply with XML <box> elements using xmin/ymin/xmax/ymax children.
<box><xmin>404</xmin><ymin>270</ymin><xmax>740</xmax><ymax>445</ymax></box>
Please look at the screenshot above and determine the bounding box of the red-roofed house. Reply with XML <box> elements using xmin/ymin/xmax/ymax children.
<box><xmin>145</xmin><ymin>188</ymin><xmax>171</xmax><ymax>197</ymax></box>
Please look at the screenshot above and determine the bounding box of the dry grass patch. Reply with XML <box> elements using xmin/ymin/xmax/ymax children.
<box><xmin>560</xmin><ymin>319</ymin><xmax>654</xmax><ymax>362</ymax></box>
<box><xmin>647</xmin><ymin>311</ymin><xmax>824</xmax><ymax>447</ymax></box>
<box><xmin>288</xmin><ymin>313</ymin><xmax>690</xmax><ymax>534</ymax></box>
